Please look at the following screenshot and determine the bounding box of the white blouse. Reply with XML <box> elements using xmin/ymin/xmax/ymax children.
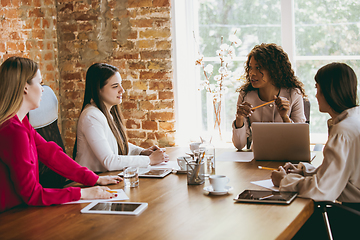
<box><xmin>232</xmin><ymin>88</ymin><xmax>306</xmax><ymax>150</ymax></box>
<box><xmin>75</xmin><ymin>104</ymin><xmax>150</xmax><ymax>172</ymax></box>
<box><xmin>280</xmin><ymin>106</ymin><xmax>360</xmax><ymax>202</ymax></box>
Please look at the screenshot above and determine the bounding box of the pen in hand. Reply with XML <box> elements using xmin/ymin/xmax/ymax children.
<box><xmin>258</xmin><ymin>166</ymin><xmax>277</xmax><ymax>171</ymax></box>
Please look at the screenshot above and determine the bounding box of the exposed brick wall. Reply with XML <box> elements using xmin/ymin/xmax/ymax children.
<box><xmin>0</xmin><ymin>0</ymin><xmax>59</xmax><ymax>97</ymax></box>
<box><xmin>57</xmin><ymin>0</ymin><xmax>175</xmax><ymax>156</ymax></box>
<box><xmin>0</xmin><ymin>0</ymin><xmax>175</xmax><ymax>157</ymax></box>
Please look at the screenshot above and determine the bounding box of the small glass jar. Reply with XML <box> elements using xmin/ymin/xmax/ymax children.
<box><xmin>186</xmin><ymin>161</ymin><xmax>205</xmax><ymax>185</ymax></box>
<box><xmin>199</xmin><ymin>140</ymin><xmax>215</xmax><ymax>177</ymax></box>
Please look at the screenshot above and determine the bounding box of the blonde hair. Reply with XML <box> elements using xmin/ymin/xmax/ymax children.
<box><xmin>0</xmin><ymin>57</ymin><xmax>38</xmax><ymax>127</ymax></box>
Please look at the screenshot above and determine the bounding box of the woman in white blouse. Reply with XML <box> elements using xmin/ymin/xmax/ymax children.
<box><xmin>233</xmin><ymin>43</ymin><xmax>306</xmax><ymax>150</ymax></box>
<box><xmin>271</xmin><ymin>62</ymin><xmax>360</xmax><ymax>203</ymax></box>
<box><xmin>74</xmin><ymin>63</ymin><xmax>169</xmax><ymax>172</ymax></box>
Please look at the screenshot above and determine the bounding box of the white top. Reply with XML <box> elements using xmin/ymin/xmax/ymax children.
<box><xmin>75</xmin><ymin>104</ymin><xmax>150</xmax><ymax>172</ymax></box>
<box><xmin>280</xmin><ymin>106</ymin><xmax>360</xmax><ymax>202</ymax></box>
<box><xmin>232</xmin><ymin>88</ymin><xmax>306</xmax><ymax>150</ymax></box>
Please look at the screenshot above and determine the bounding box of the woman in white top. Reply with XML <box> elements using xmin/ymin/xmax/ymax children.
<box><xmin>271</xmin><ymin>62</ymin><xmax>360</xmax><ymax>203</ymax></box>
<box><xmin>233</xmin><ymin>43</ymin><xmax>306</xmax><ymax>150</ymax></box>
<box><xmin>74</xmin><ymin>63</ymin><xmax>169</xmax><ymax>172</ymax></box>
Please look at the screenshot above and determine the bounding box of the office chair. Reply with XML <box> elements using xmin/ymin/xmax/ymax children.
<box><xmin>315</xmin><ymin>201</ymin><xmax>360</xmax><ymax>240</ymax></box>
<box><xmin>303</xmin><ymin>97</ymin><xmax>310</xmax><ymax>124</ymax></box>
<box><xmin>28</xmin><ymin>85</ymin><xmax>68</xmax><ymax>188</ymax></box>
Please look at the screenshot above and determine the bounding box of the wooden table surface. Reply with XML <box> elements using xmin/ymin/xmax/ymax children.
<box><xmin>0</xmin><ymin>147</ymin><xmax>320</xmax><ymax>240</ymax></box>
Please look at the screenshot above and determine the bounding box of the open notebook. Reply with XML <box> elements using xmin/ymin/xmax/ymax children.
<box><xmin>252</xmin><ymin>122</ymin><xmax>311</xmax><ymax>161</ymax></box>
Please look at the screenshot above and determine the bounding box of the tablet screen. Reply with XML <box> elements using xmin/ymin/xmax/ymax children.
<box><xmin>119</xmin><ymin>168</ymin><xmax>171</xmax><ymax>178</ymax></box>
<box><xmin>234</xmin><ymin>190</ymin><xmax>297</xmax><ymax>204</ymax></box>
<box><xmin>89</xmin><ymin>202</ymin><xmax>141</xmax><ymax>212</ymax></box>
<box><xmin>81</xmin><ymin>202</ymin><xmax>148</xmax><ymax>215</ymax></box>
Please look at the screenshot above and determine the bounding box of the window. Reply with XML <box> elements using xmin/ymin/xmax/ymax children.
<box><xmin>172</xmin><ymin>0</ymin><xmax>360</xmax><ymax>146</ymax></box>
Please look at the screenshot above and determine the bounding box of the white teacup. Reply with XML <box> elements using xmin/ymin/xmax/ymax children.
<box><xmin>209</xmin><ymin>175</ymin><xmax>229</xmax><ymax>191</ymax></box>
<box><xmin>189</xmin><ymin>142</ymin><xmax>201</xmax><ymax>153</ymax></box>
<box><xmin>177</xmin><ymin>156</ymin><xmax>191</xmax><ymax>171</ymax></box>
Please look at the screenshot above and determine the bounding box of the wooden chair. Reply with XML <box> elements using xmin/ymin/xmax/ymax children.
<box><xmin>28</xmin><ymin>85</ymin><xmax>68</xmax><ymax>188</ymax></box>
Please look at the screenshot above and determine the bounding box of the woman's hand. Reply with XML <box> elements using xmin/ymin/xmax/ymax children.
<box><xmin>274</xmin><ymin>96</ymin><xmax>291</xmax><ymax>122</ymax></box>
<box><xmin>140</xmin><ymin>145</ymin><xmax>160</xmax><ymax>156</ymax></box>
<box><xmin>283</xmin><ymin>162</ymin><xmax>303</xmax><ymax>175</ymax></box>
<box><xmin>96</xmin><ymin>175</ymin><xmax>122</xmax><ymax>185</ymax></box>
<box><xmin>149</xmin><ymin>149</ymin><xmax>169</xmax><ymax>165</ymax></box>
<box><xmin>271</xmin><ymin>166</ymin><xmax>287</xmax><ymax>187</ymax></box>
<box><xmin>80</xmin><ymin>186</ymin><xmax>117</xmax><ymax>200</ymax></box>
<box><xmin>235</xmin><ymin>102</ymin><xmax>253</xmax><ymax>128</ymax></box>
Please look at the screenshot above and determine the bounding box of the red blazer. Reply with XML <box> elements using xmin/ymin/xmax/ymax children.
<box><xmin>0</xmin><ymin>115</ymin><xmax>99</xmax><ymax>212</ymax></box>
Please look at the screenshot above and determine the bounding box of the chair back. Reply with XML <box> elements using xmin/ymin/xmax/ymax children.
<box><xmin>28</xmin><ymin>85</ymin><xmax>67</xmax><ymax>188</ymax></box>
<box><xmin>303</xmin><ymin>97</ymin><xmax>310</xmax><ymax>124</ymax></box>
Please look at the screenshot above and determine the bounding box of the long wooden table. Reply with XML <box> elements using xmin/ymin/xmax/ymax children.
<box><xmin>0</xmin><ymin>147</ymin><xmax>320</xmax><ymax>240</ymax></box>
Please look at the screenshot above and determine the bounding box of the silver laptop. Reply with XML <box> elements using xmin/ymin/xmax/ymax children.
<box><xmin>251</xmin><ymin>122</ymin><xmax>311</xmax><ymax>161</ymax></box>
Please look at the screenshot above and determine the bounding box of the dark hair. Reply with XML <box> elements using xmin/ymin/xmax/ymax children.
<box><xmin>239</xmin><ymin>43</ymin><xmax>306</xmax><ymax>96</ymax></box>
<box><xmin>315</xmin><ymin>62</ymin><xmax>358</xmax><ymax>113</ymax></box>
<box><xmin>73</xmin><ymin>63</ymin><xmax>128</xmax><ymax>159</ymax></box>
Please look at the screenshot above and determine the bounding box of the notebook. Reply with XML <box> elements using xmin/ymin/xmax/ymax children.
<box><xmin>251</xmin><ymin>122</ymin><xmax>311</xmax><ymax>161</ymax></box>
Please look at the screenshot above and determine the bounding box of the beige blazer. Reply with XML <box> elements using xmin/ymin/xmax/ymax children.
<box><xmin>232</xmin><ymin>88</ymin><xmax>306</xmax><ymax>150</ymax></box>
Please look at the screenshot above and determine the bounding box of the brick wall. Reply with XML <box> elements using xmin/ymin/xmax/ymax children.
<box><xmin>57</xmin><ymin>0</ymin><xmax>175</xmax><ymax>156</ymax></box>
<box><xmin>0</xmin><ymin>0</ymin><xmax>175</xmax><ymax>157</ymax></box>
<box><xmin>0</xmin><ymin>0</ymin><xmax>59</xmax><ymax>96</ymax></box>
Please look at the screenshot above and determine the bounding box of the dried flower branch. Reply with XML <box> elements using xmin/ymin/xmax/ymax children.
<box><xmin>194</xmin><ymin>30</ymin><xmax>244</xmax><ymax>138</ymax></box>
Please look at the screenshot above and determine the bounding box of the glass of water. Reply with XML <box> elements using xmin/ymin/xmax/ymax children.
<box><xmin>123</xmin><ymin>167</ymin><xmax>139</xmax><ymax>188</ymax></box>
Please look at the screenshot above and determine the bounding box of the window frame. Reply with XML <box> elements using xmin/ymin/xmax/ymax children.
<box><xmin>172</xmin><ymin>0</ymin><xmax>356</xmax><ymax>146</ymax></box>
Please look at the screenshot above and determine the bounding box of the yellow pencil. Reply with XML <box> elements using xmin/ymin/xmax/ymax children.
<box><xmin>258</xmin><ymin>166</ymin><xmax>277</xmax><ymax>171</ymax></box>
<box><xmin>106</xmin><ymin>190</ymin><xmax>117</xmax><ymax>193</ymax></box>
<box><xmin>251</xmin><ymin>100</ymin><xmax>274</xmax><ymax>110</ymax></box>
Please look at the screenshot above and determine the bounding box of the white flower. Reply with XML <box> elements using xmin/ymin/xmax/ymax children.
<box><xmin>195</xmin><ymin>55</ymin><xmax>204</xmax><ymax>65</ymax></box>
<box><xmin>218</xmin><ymin>67</ymin><xmax>226</xmax><ymax>74</ymax></box>
<box><xmin>204</xmin><ymin>64</ymin><xmax>213</xmax><ymax>74</ymax></box>
<box><xmin>214</xmin><ymin>75</ymin><xmax>221</xmax><ymax>81</ymax></box>
<box><xmin>220</xmin><ymin>44</ymin><xmax>229</xmax><ymax>51</ymax></box>
<box><xmin>229</xmin><ymin>34</ymin><xmax>242</xmax><ymax>47</ymax></box>
<box><xmin>228</xmin><ymin>46</ymin><xmax>236</xmax><ymax>57</ymax></box>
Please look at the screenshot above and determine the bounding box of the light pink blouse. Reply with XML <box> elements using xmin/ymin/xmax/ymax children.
<box><xmin>232</xmin><ymin>88</ymin><xmax>306</xmax><ymax>150</ymax></box>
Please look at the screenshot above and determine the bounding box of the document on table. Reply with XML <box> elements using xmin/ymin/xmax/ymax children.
<box><xmin>63</xmin><ymin>189</ymin><xmax>129</xmax><ymax>204</ymax></box>
<box><xmin>151</xmin><ymin>161</ymin><xmax>179</xmax><ymax>170</ymax></box>
<box><xmin>216</xmin><ymin>151</ymin><xmax>254</xmax><ymax>162</ymax></box>
<box><xmin>251</xmin><ymin>179</ymin><xmax>279</xmax><ymax>192</ymax></box>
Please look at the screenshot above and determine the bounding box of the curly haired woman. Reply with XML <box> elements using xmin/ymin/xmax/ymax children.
<box><xmin>232</xmin><ymin>43</ymin><xmax>307</xmax><ymax>150</ymax></box>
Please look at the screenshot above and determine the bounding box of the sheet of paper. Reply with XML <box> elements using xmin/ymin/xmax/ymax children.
<box><xmin>251</xmin><ymin>179</ymin><xmax>279</xmax><ymax>192</ymax></box>
<box><xmin>151</xmin><ymin>161</ymin><xmax>179</xmax><ymax>170</ymax></box>
<box><xmin>216</xmin><ymin>151</ymin><xmax>254</xmax><ymax>162</ymax></box>
<box><xmin>63</xmin><ymin>189</ymin><xmax>129</xmax><ymax>204</ymax></box>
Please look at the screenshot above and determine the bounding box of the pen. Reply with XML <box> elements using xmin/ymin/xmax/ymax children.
<box><xmin>251</xmin><ymin>100</ymin><xmax>274</xmax><ymax>110</ymax></box>
<box><xmin>258</xmin><ymin>166</ymin><xmax>277</xmax><ymax>171</ymax></box>
<box><xmin>259</xmin><ymin>194</ymin><xmax>274</xmax><ymax>200</ymax></box>
<box><xmin>106</xmin><ymin>190</ymin><xmax>117</xmax><ymax>193</ymax></box>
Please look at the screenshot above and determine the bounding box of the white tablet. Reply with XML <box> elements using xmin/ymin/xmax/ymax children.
<box><xmin>81</xmin><ymin>202</ymin><xmax>148</xmax><ymax>215</ymax></box>
<box><xmin>118</xmin><ymin>168</ymin><xmax>172</xmax><ymax>178</ymax></box>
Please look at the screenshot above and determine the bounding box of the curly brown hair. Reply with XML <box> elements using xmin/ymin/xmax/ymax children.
<box><xmin>239</xmin><ymin>43</ymin><xmax>306</xmax><ymax>97</ymax></box>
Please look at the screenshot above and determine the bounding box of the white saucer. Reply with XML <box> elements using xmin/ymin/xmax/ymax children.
<box><xmin>203</xmin><ymin>186</ymin><xmax>233</xmax><ymax>195</ymax></box>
